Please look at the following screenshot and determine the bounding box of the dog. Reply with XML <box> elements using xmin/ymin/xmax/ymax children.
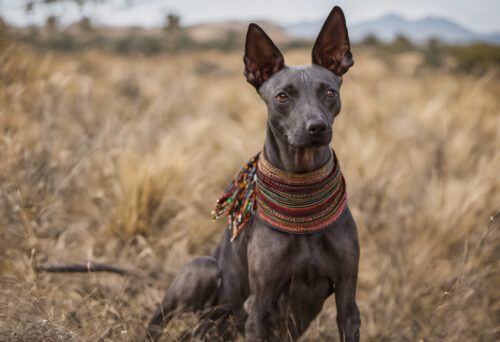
<box><xmin>147</xmin><ymin>6</ymin><xmax>360</xmax><ymax>342</ymax></box>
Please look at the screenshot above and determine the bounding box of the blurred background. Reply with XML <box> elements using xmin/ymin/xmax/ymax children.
<box><xmin>0</xmin><ymin>0</ymin><xmax>499</xmax><ymax>341</ymax></box>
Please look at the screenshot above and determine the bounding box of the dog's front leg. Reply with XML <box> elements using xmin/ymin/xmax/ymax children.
<box><xmin>244</xmin><ymin>228</ymin><xmax>291</xmax><ymax>342</ymax></box>
<box><xmin>244</xmin><ymin>290</ymin><xmax>276</xmax><ymax>341</ymax></box>
<box><xmin>334</xmin><ymin>231</ymin><xmax>361</xmax><ymax>342</ymax></box>
<box><xmin>335</xmin><ymin>270</ymin><xmax>361</xmax><ymax>342</ymax></box>
<box><xmin>245</xmin><ymin>262</ymin><xmax>288</xmax><ymax>342</ymax></box>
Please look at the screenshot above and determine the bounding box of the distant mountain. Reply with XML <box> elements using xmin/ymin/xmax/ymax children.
<box><xmin>285</xmin><ymin>14</ymin><xmax>500</xmax><ymax>45</ymax></box>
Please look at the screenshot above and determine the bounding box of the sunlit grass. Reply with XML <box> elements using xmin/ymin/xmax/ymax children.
<box><xmin>0</xmin><ymin>42</ymin><xmax>498</xmax><ymax>341</ymax></box>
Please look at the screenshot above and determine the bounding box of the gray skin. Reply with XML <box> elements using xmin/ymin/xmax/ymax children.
<box><xmin>147</xmin><ymin>6</ymin><xmax>360</xmax><ymax>342</ymax></box>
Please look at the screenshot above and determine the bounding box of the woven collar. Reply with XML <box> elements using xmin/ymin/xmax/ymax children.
<box><xmin>212</xmin><ymin>150</ymin><xmax>347</xmax><ymax>240</ymax></box>
<box><xmin>256</xmin><ymin>150</ymin><xmax>347</xmax><ymax>234</ymax></box>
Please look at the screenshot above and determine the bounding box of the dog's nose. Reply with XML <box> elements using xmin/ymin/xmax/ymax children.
<box><xmin>307</xmin><ymin>120</ymin><xmax>328</xmax><ymax>137</ymax></box>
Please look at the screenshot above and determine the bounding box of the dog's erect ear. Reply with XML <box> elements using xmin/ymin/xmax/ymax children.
<box><xmin>244</xmin><ymin>23</ymin><xmax>285</xmax><ymax>89</ymax></box>
<box><xmin>312</xmin><ymin>6</ymin><xmax>353</xmax><ymax>76</ymax></box>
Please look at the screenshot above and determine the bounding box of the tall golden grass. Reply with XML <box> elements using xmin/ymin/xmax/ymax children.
<box><xmin>0</xmin><ymin>40</ymin><xmax>499</xmax><ymax>341</ymax></box>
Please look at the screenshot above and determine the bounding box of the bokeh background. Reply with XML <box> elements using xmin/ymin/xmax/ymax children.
<box><xmin>0</xmin><ymin>1</ymin><xmax>499</xmax><ymax>341</ymax></box>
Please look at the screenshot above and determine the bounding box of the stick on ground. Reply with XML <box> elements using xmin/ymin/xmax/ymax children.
<box><xmin>36</xmin><ymin>261</ymin><xmax>131</xmax><ymax>276</ymax></box>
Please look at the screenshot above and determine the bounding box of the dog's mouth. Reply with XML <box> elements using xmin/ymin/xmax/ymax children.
<box><xmin>308</xmin><ymin>139</ymin><xmax>329</xmax><ymax>147</ymax></box>
<box><xmin>288</xmin><ymin>132</ymin><xmax>332</xmax><ymax>149</ymax></box>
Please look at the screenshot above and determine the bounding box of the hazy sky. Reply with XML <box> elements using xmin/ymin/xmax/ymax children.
<box><xmin>1</xmin><ymin>0</ymin><xmax>499</xmax><ymax>33</ymax></box>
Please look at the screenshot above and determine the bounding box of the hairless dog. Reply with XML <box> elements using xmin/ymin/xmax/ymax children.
<box><xmin>147</xmin><ymin>6</ymin><xmax>360</xmax><ymax>342</ymax></box>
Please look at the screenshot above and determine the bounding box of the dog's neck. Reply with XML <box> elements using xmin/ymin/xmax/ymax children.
<box><xmin>263</xmin><ymin>123</ymin><xmax>332</xmax><ymax>174</ymax></box>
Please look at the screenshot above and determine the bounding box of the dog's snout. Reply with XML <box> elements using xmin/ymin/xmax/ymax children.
<box><xmin>307</xmin><ymin>120</ymin><xmax>328</xmax><ymax>137</ymax></box>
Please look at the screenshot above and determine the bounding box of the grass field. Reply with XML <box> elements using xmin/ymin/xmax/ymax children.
<box><xmin>0</xmin><ymin>39</ymin><xmax>499</xmax><ymax>341</ymax></box>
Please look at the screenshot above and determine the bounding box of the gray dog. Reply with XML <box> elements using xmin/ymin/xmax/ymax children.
<box><xmin>147</xmin><ymin>6</ymin><xmax>360</xmax><ymax>342</ymax></box>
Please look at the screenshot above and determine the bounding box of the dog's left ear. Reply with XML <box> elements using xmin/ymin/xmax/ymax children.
<box><xmin>312</xmin><ymin>6</ymin><xmax>353</xmax><ymax>76</ymax></box>
<box><xmin>244</xmin><ymin>23</ymin><xmax>285</xmax><ymax>89</ymax></box>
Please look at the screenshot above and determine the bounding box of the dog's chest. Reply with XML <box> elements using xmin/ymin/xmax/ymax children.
<box><xmin>247</xmin><ymin>218</ymin><xmax>339</xmax><ymax>280</ymax></box>
<box><xmin>288</xmin><ymin>234</ymin><xmax>336</xmax><ymax>282</ymax></box>
<box><xmin>277</xmin><ymin>234</ymin><xmax>336</xmax><ymax>315</ymax></box>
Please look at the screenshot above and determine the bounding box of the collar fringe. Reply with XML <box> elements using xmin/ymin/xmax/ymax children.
<box><xmin>212</xmin><ymin>153</ymin><xmax>260</xmax><ymax>240</ymax></box>
<box><xmin>212</xmin><ymin>150</ymin><xmax>347</xmax><ymax>240</ymax></box>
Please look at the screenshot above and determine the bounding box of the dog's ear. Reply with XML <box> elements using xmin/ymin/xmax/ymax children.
<box><xmin>312</xmin><ymin>6</ymin><xmax>353</xmax><ymax>76</ymax></box>
<box><xmin>244</xmin><ymin>23</ymin><xmax>285</xmax><ymax>89</ymax></box>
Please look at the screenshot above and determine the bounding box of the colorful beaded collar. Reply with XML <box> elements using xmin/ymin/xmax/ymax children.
<box><xmin>212</xmin><ymin>149</ymin><xmax>347</xmax><ymax>240</ymax></box>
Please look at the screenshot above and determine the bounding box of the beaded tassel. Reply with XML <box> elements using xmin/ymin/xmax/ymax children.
<box><xmin>212</xmin><ymin>153</ymin><xmax>260</xmax><ymax>241</ymax></box>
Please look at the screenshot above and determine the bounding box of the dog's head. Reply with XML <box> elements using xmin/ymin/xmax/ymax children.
<box><xmin>243</xmin><ymin>6</ymin><xmax>353</xmax><ymax>148</ymax></box>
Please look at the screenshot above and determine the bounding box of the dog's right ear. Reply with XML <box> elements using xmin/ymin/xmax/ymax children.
<box><xmin>244</xmin><ymin>23</ymin><xmax>285</xmax><ymax>89</ymax></box>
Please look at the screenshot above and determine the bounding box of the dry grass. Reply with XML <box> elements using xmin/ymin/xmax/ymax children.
<box><xmin>0</xmin><ymin>39</ymin><xmax>499</xmax><ymax>341</ymax></box>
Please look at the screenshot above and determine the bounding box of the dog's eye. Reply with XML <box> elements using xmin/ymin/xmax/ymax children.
<box><xmin>326</xmin><ymin>89</ymin><xmax>337</xmax><ymax>99</ymax></box>
<box><xmin>275</xmin><ymin>92</ymin><xmax>289</xmax><ymax>103</ymax></box>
